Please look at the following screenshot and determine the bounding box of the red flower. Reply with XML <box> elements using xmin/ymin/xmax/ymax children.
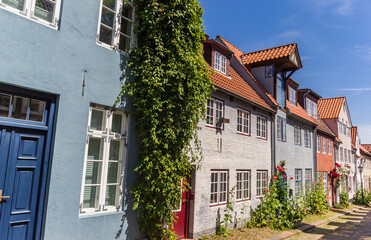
<box><xmin>335</xmin><ymin>163</ymin><xmax>341</xmax><ymax>168</ymax></box>
<box><xmin>273</xmin><ymin>176</ymin><xmax>277</xmax><ymax>180</ymax></box>
<box><xmin>264</xmin><ymin>189</ymin><xmax>269</xmax><ymax>194</ymax></box>
<box><xmin>290</xmin><ymin>177</ymin><xmax>293</xmax><ymax>180</ymax></box>
<box><xmin>283</xmin><ymin>175</ymin><xmax>287</xmax><ymax>179</ymax></box>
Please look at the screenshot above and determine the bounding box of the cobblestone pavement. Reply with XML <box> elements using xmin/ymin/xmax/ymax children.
<box><xmin>289</xmin><ymin>207</ymin><xmax>371</xmax><ymax>240</ymax></box>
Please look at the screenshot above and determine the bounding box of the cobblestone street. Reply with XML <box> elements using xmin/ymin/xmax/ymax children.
<box><xmin>289</xmin><ymin>207</ymin><xmax>371</xmax><ymax>240</ymax></box>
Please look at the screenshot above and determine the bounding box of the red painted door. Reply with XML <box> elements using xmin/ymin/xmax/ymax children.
<box><xmin>172</xmin><ymin>181</ymin><xmax>189</xmax><ymax>239</ymax></box>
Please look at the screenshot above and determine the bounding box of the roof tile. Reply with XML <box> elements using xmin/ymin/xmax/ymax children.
<box><xmin>316</xmin><ymin>118</ymin><xmax>336</xmax><ymax>137</ymax></box>
<box><xmin>286</xmin><ymin>100</ymin><xmax>316</xmax><ymax>124</ymax></box>
<box><xmin>318</xmin><ymin>97</ymin><xmax>345</xmax><ymax>119</ymax></box>
<box><xmin>241</xmin><ymin>43</ymin><xmax>296</xmax><ymax>65</ymax></box>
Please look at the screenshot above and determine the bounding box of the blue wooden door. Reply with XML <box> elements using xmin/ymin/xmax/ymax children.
<box><xmin>0</xmin><ymin>127</ymin><xmax>45</xmax><ymax>240</ymax></box>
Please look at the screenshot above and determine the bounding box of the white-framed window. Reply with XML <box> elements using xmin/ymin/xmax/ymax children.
<box><xmin>277</xmin><ymin>117</ymin><xmax>286</xmax><ymax>142</ymax></box>
<box><xmin>305</xmin><ymin>168</ymin><xmax>312</xmax><ymax>191</ymax></box>
<box><xmin>348</xmin><ymin>150</ymin><xmax>351</xmax><ymax>162</ymax></box>
<box><xmin>237</xmin><ymin>109</ymin><xmax>250</xmax><ymax>135</ymax></box>
<box><xmin>289</xmin><ymin>86</ymin><xmax>296</xmax><ymax>105</ymax></box>
<box><xmin>306</xmin><ymin>98</ymin><xmax>318</xmax><ymax>119</ymax></box>
<box><xmin>236</xmin><ymin>170</ymin><xmax>250</xmax><ymax>201</ymax></box>
<box><xmin>295</xmin><ymin>169</ymin><xmax>303</xmax><ymax>196</ymax></box>
<box><xmin>328</xmin><ymin>139</ymin><xmax>333</xmax><ymax>155</ymax></box>
<box><xmin>294</xmin><ymin>125</ymin><xmax>301</xmax><ymax>145</ymax></box>
<box><xmin>317</xmin><ymin>171</ymin><xmax>322</xmax><ymax>182</ymax></box>
<box><xmin>317</xmin><ymin>135</ymin><xmax>321</xmax><ymax>153</ymax></box>
<box><xmin>80</xmin><ymin>106</ymin><xmax>128</xmax><ymax>215</ymax></box>
<box><xmin>97</xmin><ymin>0</ymin><xmax>135</xmax><ymax>52</ymax></box>
<box><xmin>257</xmin><ymin>115</ymin><xmax>267</xmax><ymax>139</ymax></box>
<box><xmin>323</xmin><ymin>173</ymin><xmax>328</xmax><ymax>194</ymax></box>
<box><xmin>210</xmin><ymin>170</ymin><xmax>228</xmax><ymax>205</ymax></box>
<box><xmin>206</xmin><ymin>98</ymin><xmax>223</xmax><ymax>128</ymax></box>
<box><xmin>0</xmin><ymin>0</ymin><xmax>62</xmax><ymax>28</ymax></box>
<box><xmin>304</xmin><ymin>129</ymin><xmax>311</xmax><ymax>148</ymax></box>
<box><xmin>256</xmin><ymin>171</ymin><xmax>268</xmax><ymax>198</ymax></box>
<box><xmin>344</xmin><ymin>149</ymin><xmax>347</xmax><ymax>162</ymax></box>
<box><xmin>214</xmin><ymin>51</ymin><xmax>226</xmax><ymax>74</ymax></box>
<box><xmin>338</xmin><ymin>119</ymin><xmax>342</xmax><ymax>133</ymax></box>
<box><xmin>322</xmin><ymin>137</ymin><xmax>327</xmax><ymax>154</ymax></box>
<box><xmin>340</xmin><ymin>147</ymin><xmax>343</xmax><ymax>161</ymax></box>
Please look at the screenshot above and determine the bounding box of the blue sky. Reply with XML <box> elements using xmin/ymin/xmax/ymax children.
<box><xmin>200</xmin><ymin>0</ymin><xmax>371</xmax><ymax>143</ymax></box>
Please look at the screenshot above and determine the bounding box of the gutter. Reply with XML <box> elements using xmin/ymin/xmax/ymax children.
<box><xmin>313</xmin><ymin>125</ymin><xmax>318</xmax><ymax>181</ymax></box>
<box><xmin>271</xmin><ymin>114</ymin><xmax>276</xmax><ymax>177</ymax></box>
<box><xmin>303</xmin><ymin>89</ymin><xmax>311</xmax><ymax>110</ymax></box>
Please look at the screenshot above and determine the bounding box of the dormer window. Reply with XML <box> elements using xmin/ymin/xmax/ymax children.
<box><xmin>306</xmin><ymin>98</ymin><xmax>317</xmax><ymax>119</ymax></box>
<box><xmin>289</xmin><ymin>86</ymin><xmax>296</xmax><ymax>105</ymax></box>
<box><xmin>215</xmin><ymin>51</ymin><xmax>226</xmax><ymax>74</ymax></box>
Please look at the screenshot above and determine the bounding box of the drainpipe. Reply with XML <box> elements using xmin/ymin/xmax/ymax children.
<box><xmin>313</xmin><ymin>126</ymin><xmax>318</xmax><ymax>181</ymax></box>
<box><xmin>271</xmin><ymin>113</ymin><xmax>276</xmax><ymax>177</ymax></box>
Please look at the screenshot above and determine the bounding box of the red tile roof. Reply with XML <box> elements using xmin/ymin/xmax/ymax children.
<box><xmin>318</xmin><ymin>97</ymin><xmax>345</xmax><ymax>119</ymax></box>
<box><xmin>217</xmin><ymin>36</ymin><xmax>278</xmax><ymax>106</ymax></box>
<box><xmin>362</xmin><ymin>144</ymin><xmax>371</xmax><ymax>152</ymax></box>
<box><xmin>241</xmin><ymin>43</ymin><xmax>297</xmax><ymax>65</ymax></box>
<box><xmin>286</xmin><ymin>100</ymin><xmax>316</xmax><ymax>124</ymax></box>
<box><xmin>209</xmin><ymin>66</ymin><xmax>273</xmax><ymax>112</ymax></box>
<box><xmin>351</xmin><ymin>126</ymin><xmax>358</xmax><ymax>146</ymax></box>
<box><xmin>316</xmin><ymin>118</ymin><xmax>336</xmax><ymax>137</ymax></box>
<box><xmin>360</xmin><ymin>145</ymin><xmax>371</xmax><ymax>157</ymax></box>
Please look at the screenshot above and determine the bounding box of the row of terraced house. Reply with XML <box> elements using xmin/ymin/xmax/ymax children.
<box><xmin>0</xmin><ymin>1</ymin><xmax>370</xmax><ymax>239</ymax></box>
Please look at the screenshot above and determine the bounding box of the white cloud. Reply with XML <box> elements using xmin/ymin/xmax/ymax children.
<box><xmin>333</xmin><ymin>0</ymin><xmax>354</xmax><ymax>15</ymax></box>
<box><xmin>339</xmin><ymin>88</ymin><xmax>371</xmax><ymax>91</ymax></box>
<box><xmin>354</xmin><ymin>45</ymin><xmax>371</xmax><ymax>61</ymax></box>
<box><xmin>291</xmin><ymin>0</ymin><xmax>356</xmax><ymax>16</ymax></box>
<box><xmin>272</xmin><ymin>30</ymin><xmax>302</xmax><ymax>43</ymax></box>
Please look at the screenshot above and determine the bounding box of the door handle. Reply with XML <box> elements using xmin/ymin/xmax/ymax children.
<box><xmin>0</xmin><ymin>190</ymin><xmax>10</xmax><ymax>203</ymax></box>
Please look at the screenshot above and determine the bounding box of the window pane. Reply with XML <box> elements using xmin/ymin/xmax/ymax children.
<box><xmin>103</xmin><ymin>0</ymin><xmax>116</xmax><ymax>10</ymax></box>
<box><xmin>122</xmin><ymin>3</ymin><xmax>133</xmax><ymax>20</ymax></box>
<box><xmin>105</xmin><ymin>185</ymin><xmax>119</xmax><ymax>206</ymax></box>
<box><xmin>120</xmin><ymin>18</ymin><xmax>132</xmax><ymax>36</ymax></box>
<box><xmin>34</xmin><ymin>0</ymin><xmax>55</xmax><ymax>23</ymax></box>
<box><xmin>87</xmin><ymin>138</ymin><xmax>103</xmax><ymax>160</ymax></box>
<box><xmin>101</xmin><ymin>7</ymin><xmax>115</xmax><ymax>27</ymax></box>
<box><xmin>85</xmin><ymin>161</ymin><xmax>102</xmax><ymax>184</ymax></box>
<box><xmin>109</xmin><ymin>140</ymin><xmax>121</xmax><ymax>160</ymax></box>
<box><xmin>112</xmin><ymin>113</ymin><xmax>123</xmax><ymax>133</ymax></box>
<box><xmin>0</xmin><ymin>94</ymin><xmax>11</xmax><ymax>117</ymax></box>
<box><xmin>2</xmin><ymin>0</ymin><xmax>24</xmax><ymax>11</ymax></box>
<box><xmin>83</xmin><ymin>186</ymin><xmax>100</xmax><ymax>209</ymax></box>
<box><xmin>12</xmin><ymin>96</ymin><xmax>29</xmax><ymax>120</ymax></box>
<box><xmin>107</xmin><ymin>162</ymin><xmax>121</xmax><ymax>183</ymax></box>
<box><xmin>119</xmin><ymin>34</ymin><xmax>131</xmax><ymax>52</ymax></box>
<box><xmin>99</xmin><ymin>25</ymin><xmax>113</xmax><ymax>46</ymax></box>
<box><xmin>90</xmin><ymin>109</ymin><xmax>104</xmax><ymax>131</ymax></box>
<box><xmin>29</xmin><ymin>99</ymin><xmax>46</xmax><ymax>122</ymax></box>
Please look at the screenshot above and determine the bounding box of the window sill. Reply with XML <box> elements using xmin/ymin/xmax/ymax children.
<box><xmin>79</xmin><ymin>209</ymin><xmax>123</xmax><ymax>219</ymax></box>
<box><xmin>209</xmin><ymin>202</ymin><xmax>227</xmax><ymax>207</ymax></box>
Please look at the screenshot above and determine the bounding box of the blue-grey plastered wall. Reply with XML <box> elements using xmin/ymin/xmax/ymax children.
<box><xmin>0</xmin><ymin>0</ymin><xmax>143</xmax><ymax>239</ymax></box>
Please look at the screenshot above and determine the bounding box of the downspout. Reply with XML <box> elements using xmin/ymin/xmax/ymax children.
<box><xmin>313</xmin><ymin>126</ymin><xmax>318</xmax><ymax>181</ymax></box>
<box><xmin>271</xmin><ymin>113</ymin><xmax>276</xmax><ymax>176</ymax></box>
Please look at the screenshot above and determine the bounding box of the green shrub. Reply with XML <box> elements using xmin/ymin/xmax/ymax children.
<box><xmin>305</xmin><ymin>182</ymin><xmax>329</xmax><ymax>215</ymax></box>
<box><xmin>334</xmin><ymin>203</ymin><xmax>345</xmax><ymax>209</ymax></box>
<box><xmin>250</xmin><ymin>161</ymin><xmax>306</xmax><ymax>230</ymax></box>
<box><xmin>355</xmin><ymin>187</ymin><xmax>371</xmax><ymax>206</ymax></box>
<box><xmin>340</xmin><ymin>190</ymin><xmax>349</xmax><ymax>207</ymax></box>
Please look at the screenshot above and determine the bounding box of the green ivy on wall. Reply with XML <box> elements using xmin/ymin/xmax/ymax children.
<box><xmin>118</xmin><ymin>0</ymin><xmax>212</xmax><ymax>239</ymax></box>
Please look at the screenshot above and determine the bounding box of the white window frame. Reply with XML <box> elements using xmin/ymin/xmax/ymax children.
<box><xmin>206</xmin><ymin>98</ymin><xmax>223</xmax><ymax>128</ymax></box>
<box><xmin>323</xmin><ymin>173</ymin><xmax>328</xmax><ymax>194</ymax></box>
<box><xmin>322</xmin><ymin>137</ymin><xmax>327</xmax><ymax>154</ymax></box>
<box><xmin>256</xmin><ymin>170</ymin><xmax>268</xmax><ymax>198</ymax></box>
<box><xmin>237</xmin><ymin>108</ymin><xmax>250</xmax><ymax>135</ymax></box>
<box><xmin>96</xmin><ymin>0</ymin><xmax>135</xmax><ymax>53</ymax></box>
<box><xmin>289</xmin><ymin>86</ymin><xmax>296</xmax><ymax>105</ymax></box>
<box><xmin>305</xmin><ymin>168</ymin><xmax>312</xmax><ymax>191</ymax></box>
<box><xmin>79</xmin><ymin>106</ymin><xmax>128</xmax><ymax>215</ymax></box>
<box><xmin>328</xmin><ymin>139</ymin><xmax>333</xmax><ymax>155</ymax></box>
<box><xmin>0</xmin><ymin>0</ymin><xmax>62</xmax><ymax>29</ymax></box>
<box><xmin>294</xmin><ymin>125</ymin><xmax>301</xmax><ymax>145</ymax></box>
<box><xmin>340</xmin><ymin>147</ymin><xmax>343</xmax><ymax>161</ymax></box>
<box><xmin>257</xmin><ymin>115</ymin><xmax>267</xmax><ymax>139</ymax></box>
<box><xmin>317</xmin><ymin>135</ymin><xmax>321</xmax><ymax>153</ymax></box>
<box><xmin>304</xmin><ymin>129</ymin><xmax>311</xmax><ymax>148</ymax></box>
<box><xmin>277</xmin><ymin>117</ymin><xmax>286</xmax><ymax>142</ymax></box>
<box><xmin>295</xmin><ymin>169</ymin><xmax>303</xmax><ymax>196</ymax></box>
<box><xmin>214</xmin><ymin>51</ymin><xmax>226</xmax><ymax>74</ymax></box>
<box><xmin>210</xmin><ymin>170</ymin><xmax>228</xmax><ymax>206</ymax></box>
<box><xmin>236</xmin><ymin>170</ymin><xmax>250</xmax><ymax>201</ymax></box>
<box><xmin>306</xmin><ymin>98</ymin><xmax>318</xmax><ymax>119</ymax></box>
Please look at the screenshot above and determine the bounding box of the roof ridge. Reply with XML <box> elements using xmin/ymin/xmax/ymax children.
<box><xmin>217</xmin><ymin>36</ymin><xmax>245</xmax><ymax>54</ymax></box>
<box><xmin>242</xmin><ymin>42</ymin><xmax>297</xmax><ymax>56</ymax></box>
<box><xmin>319</xmin><ymin>96</ymin><xmax>346</xmax><ymax>101</ymax></box>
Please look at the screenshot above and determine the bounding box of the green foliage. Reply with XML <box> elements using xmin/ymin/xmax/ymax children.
<box><xmin>119</xmin><ymin>1</ymin><xmax>212</xmax><ymax>239</ymax></box>
<box><xmin>340</xmin><ymin>190</ymin><xmax>349</xmax><ymax>207</ymax></box>
<box><xmin>354</xmin><ymin>187</ymin><xmax>371</xmax><ymax>206</ymax></box>
<box><xmin>334</xmin><ymin>203</ymin><xmax>345</xmax><ymax>209</ymax></box>
<box><xmin>249</xmin><ymin>161</ymin><xmax>306</xmax><ymax>230</ymax></box>
<box><xmin>305</xmin><ymin>182</ymin><xmax>329</xmax><ymax>215</ymax></box>
<box><xmin>218</xmin><ymin>186</ymin><xmax>235</xmax><ymax>237</ymax></box>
